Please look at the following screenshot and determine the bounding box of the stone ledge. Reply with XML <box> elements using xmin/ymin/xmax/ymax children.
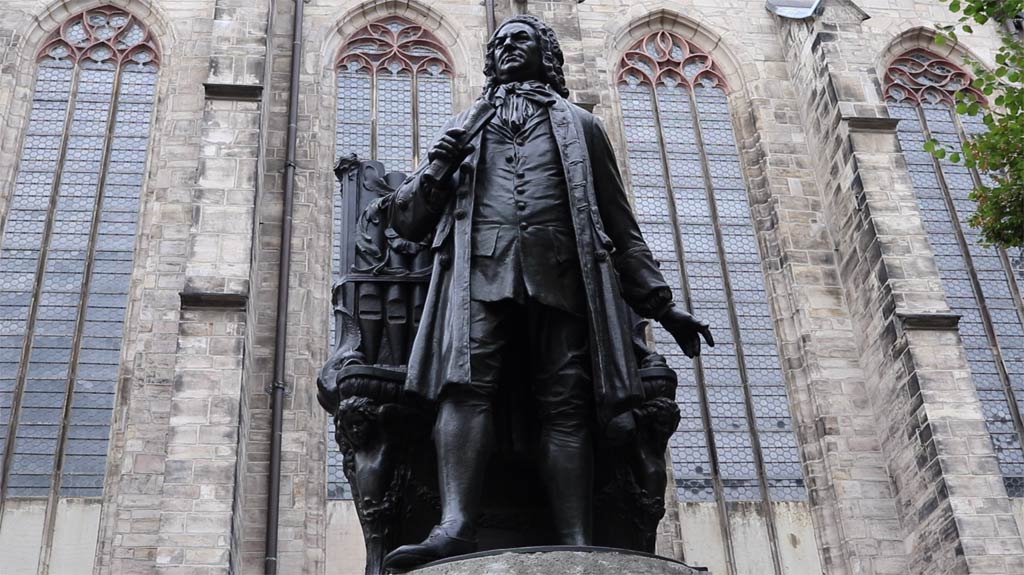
<box><xmin>895</xmin><ymin>311</ymin><xmax>961</xmax><ymax>331</ymax></box>
<box><xmin>411</xmin><ymin>547</ymin><xmax>709</xmax><ymax>575</ymax></box>
<box><xmin>203</xmin><ymin>83</ymin><xmax>263</xmax><ymax>101</ymax></box>
<box><xmin>845</xmin><ymin>116</ymin><xmax>900</xmax><ymax>133</ymax></box>
<box><xmin>179</xmin><ymin>290</ymin><xmax>248</xmax><ymax>310</ymax></box>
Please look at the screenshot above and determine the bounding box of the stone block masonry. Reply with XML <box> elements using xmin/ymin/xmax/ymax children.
<box><xmin>0</xmin><ymin>1</ymin><xmax>1020</xmax><ymax>575</ymax></box>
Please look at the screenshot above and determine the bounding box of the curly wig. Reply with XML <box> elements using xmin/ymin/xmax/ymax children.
<box><xmin>483</xmin><ymin>15</ymin><xmax>569</xmax><ymax>98</ymax></box>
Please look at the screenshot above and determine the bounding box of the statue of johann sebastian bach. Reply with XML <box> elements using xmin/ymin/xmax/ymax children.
<box><xmin>382</xmin><ymin>15</ymin><xmax>714</xmax><ymax>570</ymax></box>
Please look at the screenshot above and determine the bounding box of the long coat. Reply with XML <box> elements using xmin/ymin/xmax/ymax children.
<box><xmin>391</xmin><ymin>96</ymin><xmax>672</xmax><ymax>426</ymax></box>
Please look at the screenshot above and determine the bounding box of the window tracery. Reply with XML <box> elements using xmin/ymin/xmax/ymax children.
<box><xmin>886</xmin><ymin>49</ymin><xmax>1024</xmax><ymax>497</ymax></box>
<box><xmin>0</xmin><ymin>7</ymin><xmax>158</xmax><ymax>499</ymax></box>
<box><xmin>616</xmin><ymin>30</ymin><xmax>805</xmax><ymax>509</ymax></box>
<box><xmin>618</xmin><ymin>30</ymin><xmax>726</xmax><ymax>90</ymax></box>
<box><xmin>329</xmin><ymin>16</ymin><xmax>455</xmax><ymax>499</ymax></box>
<box><xmin>884</xmin><ymin>49</ymin><xmax>985</xmax><ymax>107</ymax></box>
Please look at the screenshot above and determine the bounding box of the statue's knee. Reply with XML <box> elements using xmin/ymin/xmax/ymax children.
<box><xmin>439</xmin><ymin>384</ymin><xmax>495</xmax><ymax>413</ymax></box>
<box><xmin>536</xmin><ymin>399</ymin><xmax>591</xmax><ymax>438</ymax></box>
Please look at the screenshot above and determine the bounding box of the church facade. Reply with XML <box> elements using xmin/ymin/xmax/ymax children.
<box><xmin>0</xmin><ymin>0</ymin><xmax>1022</xmax><ymax>574</ymax></box>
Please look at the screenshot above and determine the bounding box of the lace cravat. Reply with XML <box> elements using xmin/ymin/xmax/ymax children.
<box><xmin>490</xmin><ymin>81</ymin><xmax>557</xmax><ymax>133</ymax></box>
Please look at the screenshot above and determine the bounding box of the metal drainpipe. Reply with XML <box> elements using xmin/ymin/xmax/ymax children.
<box><xmin>265</xmin><ymin>0</ymin><xmax>304</xmax><ymax>573</ymax></box>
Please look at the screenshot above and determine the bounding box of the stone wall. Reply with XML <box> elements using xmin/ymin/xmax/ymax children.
<box><xmin>0</xmin><ymin>0</ymin><xmax>1021</xmax><ymax>574</ymax></box>
<box><xmin>776</xmin><ymin>1</ymin><xmax>1023</xmax><ymax>573</ymax></box>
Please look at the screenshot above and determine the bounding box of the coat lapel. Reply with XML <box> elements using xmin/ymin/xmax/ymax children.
<box><xmin>409</xmin><ymin>98</ymin><xmax>644</xmax><ymax>421</ymax></box>
<box><xmin>549</xmin><ymin>99</ymin><xmax>644</xmax><ymax>424</ymax></box>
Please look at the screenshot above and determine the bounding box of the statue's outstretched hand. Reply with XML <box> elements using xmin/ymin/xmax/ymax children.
<box><xmin>658</xmin><ymin>305</ymin><xmax>714</xmax><ymax>358</ymax></box>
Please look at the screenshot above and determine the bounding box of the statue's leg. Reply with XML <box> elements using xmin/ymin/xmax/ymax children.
<box><xmin>531</xmin><ymin>303</ymin><xmax>594</xmax><ymax>546</ymax></box>
<box><xmin>383</xmin><ymin>300</ymin><xmax>506</xmax><ymax>570</ymax></box>
<box><xmin>434</xmin><ymin>387</ymin><xmax>494</xmax><ymax>537</ymax></box>
<box><xmin>434</xmin><ymin>300</ymin><xmax>506</xmax><ymax>535</ymax></box>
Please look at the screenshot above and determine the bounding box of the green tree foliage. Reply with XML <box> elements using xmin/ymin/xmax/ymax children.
<box><xmin>933</xmin><ymin>0</ymin><xmax>1023</xmax><ymax>248</ymax></box>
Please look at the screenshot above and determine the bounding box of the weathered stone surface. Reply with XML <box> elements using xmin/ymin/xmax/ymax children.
<box><xmin>411</xmin><ymin>548</ymin><xmax>708</xmax><ymax>575</ymax></box>
<box><xmin>0</xmin><ymin>1</ymin><xmax>1021</xmax><ymax>575</ymax></box>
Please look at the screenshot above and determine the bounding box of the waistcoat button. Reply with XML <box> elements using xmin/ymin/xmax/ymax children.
<box><xmin>454</xmin><ymin>209</ymin><xmax>466</xmax><ymax>220</ymax></box>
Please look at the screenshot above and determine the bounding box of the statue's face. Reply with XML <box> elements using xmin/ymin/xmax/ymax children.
<box><xmin>343</xmin><ymin>412</ymin><xmax>373</xmax><ymax>447</ymax></box>
<box><xmin>493</xmin><ymin>22</ymin><xmax>542</xmax><ymax>83</ymax></box>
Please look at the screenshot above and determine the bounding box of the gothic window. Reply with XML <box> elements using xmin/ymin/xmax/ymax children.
<box><xmin>886</xmin><ymin>49</ymin><xmax>1024</xmax><ymax>497</ymax></box>
<box><xmin>328</xmin><ymin>17</ymin><xmax>455</xmax><ymax>500</ymax></box>
<box><xmin>616</xmin><ymin>31</ymin><xmax>806</xmax><ymax>507</ymax></box>
<box><xmin>334</xmin><ymin>16</ymin><xmax>454</xmax><ymax>173</ymax></box>
<box><xmin>0</xmin><ymin>8</ymin><xmax>158</xmax><ymax>499</ymax></box>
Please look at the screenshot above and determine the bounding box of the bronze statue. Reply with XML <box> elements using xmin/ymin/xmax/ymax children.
<box><xmin>375</xmin><ymin>15</ymin><xmax>714</xmax><ymax>570</ymax></box>
<box><xmin>319</xmin><ymin>15</ymin><xmax>713</xmax><ymax>574</ymax></box>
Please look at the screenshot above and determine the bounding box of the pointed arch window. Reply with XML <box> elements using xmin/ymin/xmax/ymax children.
<box><xmin>334</xmin><ymin>16</ymin><xmax>454</xmax><ymax>173</ymax></box>
<box><xmin>328</xmin><ymin>17</ymin><xmax>455</xmax><ymax>499</ymax></box>
<box><xmin>333</xmin><ymin>16</ymin><xmax>454</xmax><ymax>307</ymax></box>
<box><xmin>886</xmin><ymin>49</ymin><xmax>1024</xmax><ymax>497</ymax></box>
<box><xmin>0</xmin><ymin>8</ymin><xmax>158</xmax><ymax>499</ymax></box>
<box><xmin>616</xmin><ymin>31</ymin><xmax>806</xmax><ymax>509</ymax></box>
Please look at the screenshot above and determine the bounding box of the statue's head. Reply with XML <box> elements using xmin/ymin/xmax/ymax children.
<box><xmin>483</xmin><ymin>15</ymin><xmax>569</xmax><ymax>98</ymax></box>
<box><xmin>337</xmin><ymin>396</ymin><xmax>380</xmax><ymax>449</ymax></box>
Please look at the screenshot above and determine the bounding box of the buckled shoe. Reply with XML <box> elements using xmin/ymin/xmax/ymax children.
<box><xmin>382</xmin><ymin>524</ymin><xmax>478</xmax><ymax>572</ymax></box>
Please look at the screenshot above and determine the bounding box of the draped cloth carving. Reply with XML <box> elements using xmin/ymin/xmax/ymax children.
<box><xmin>329</xmin><ymin>17</ymin><xmax>457</xmax><ymax>500</ymax></box>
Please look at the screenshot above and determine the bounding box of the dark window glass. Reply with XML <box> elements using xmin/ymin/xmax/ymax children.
<box><xmin>886</xmin><ymin>49</ymin><xmax>1024</xmax><ymax>497</ymax></box>
<box><xmin>0</xmin><ymin>8</ymin><xmax>157</xmax><ymax>498</ymax></box>
<box><xmin>328</xmin><ymin>17</ymin><xmax>454</xmax><ymax>500</ymax></box>
<box><xmin>617</xmin><ymin>31</ymin><xmax>806</xmax><ymax>505</ymax></box>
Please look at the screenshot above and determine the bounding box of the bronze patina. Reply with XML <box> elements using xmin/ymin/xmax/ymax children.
<box><xmin>319</xmin><ymin>15</ymin><xmax>713</xmax><ymax>574</ymax></box>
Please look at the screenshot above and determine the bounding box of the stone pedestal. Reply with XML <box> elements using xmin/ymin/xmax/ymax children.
<box><xmin>410</xmin><ymin>546</ymin><xmax>709</xmax><ymax>574</ymax></box>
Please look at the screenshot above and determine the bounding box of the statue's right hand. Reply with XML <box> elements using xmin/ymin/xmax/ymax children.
<box><xmin>428</xmin><ymin>128</ymin><xmax>475</xmax><ymax>163</ymax></box>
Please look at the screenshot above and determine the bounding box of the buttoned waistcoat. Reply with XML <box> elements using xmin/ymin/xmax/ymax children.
<box><xmin>471</xmin><ymin>108</ymin><xmax>584</xmax><ymax>315</ymax></box>
<box><xmin>391</xmin><ymin>96</ymin><xmax>673</xmax><ymax>425</ymax></box>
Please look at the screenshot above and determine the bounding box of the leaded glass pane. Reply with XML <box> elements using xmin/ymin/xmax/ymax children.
<box><xmin>330</xmin><ymin>68</ymin><xmax>374</xmax><ymax>507</ymax></box>
<box><xmin>620</xmin><ymin>84</ymin><xmax>715</xmax><ymax>502</ymax></box>
<box><xmin>333</xmin><ymin>67</ymin><xmax>373</xmax><ymax>314</ymax></box>
<box><xmin>695</xmin><ymin>86</ymin><xmax>804</xmax><ymax>501</ymax></box>
<box><xmin>336</xmin><ymin>68</ymin><xmax>373</xmax><ymax>161</ymax></box>
<box><xmin>891</xmin><ymin>95</ymin><xmax>1024</xmax><ymax>496</ymax></box>
<box><xmin>376</xmin><ymin>72</ymin><xmax>414</xmax><ymax>173</ymax></box>
<box><xmin>0</xmin><ymin>60</ymin><xmax>74</xmax><ymax>471</ymax></box>
<box><xmin>8</xmin><ymin>61</ymin><xmax>116</xmax><ymax>496</ymax></box>
<box><xmin>61</xmin><ymin>62</ymin><xmax>155</xmax><ymax>495</ymax></box>
<box><xmin>663</xmin><ymin>82</ymin><xmax>759</xmax><ymax>501</ymax></box>
<box><xmin>930</xmin><ymin>110</ymin><xmax>1024</xmax><ymax>407</ymax></box>
<box><xmin>417</xmin><ymin>74</ymin><xmax>453</xmax><ymax>165</ymax></box>
<box><xmin>618</xmin><ymin>30</ymin><xmax>806</xmax><ymax>506</ymax></box>
<box><xmin>1</xmin><ymin>8</ymin><xmax>156</xmax><ymax>499</ymax></box>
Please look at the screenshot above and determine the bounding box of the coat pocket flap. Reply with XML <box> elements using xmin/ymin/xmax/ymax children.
<box><xmin>472</xmin><ymin>225</ymin><xmax>500</xmax><ymax>256</ymax></box>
